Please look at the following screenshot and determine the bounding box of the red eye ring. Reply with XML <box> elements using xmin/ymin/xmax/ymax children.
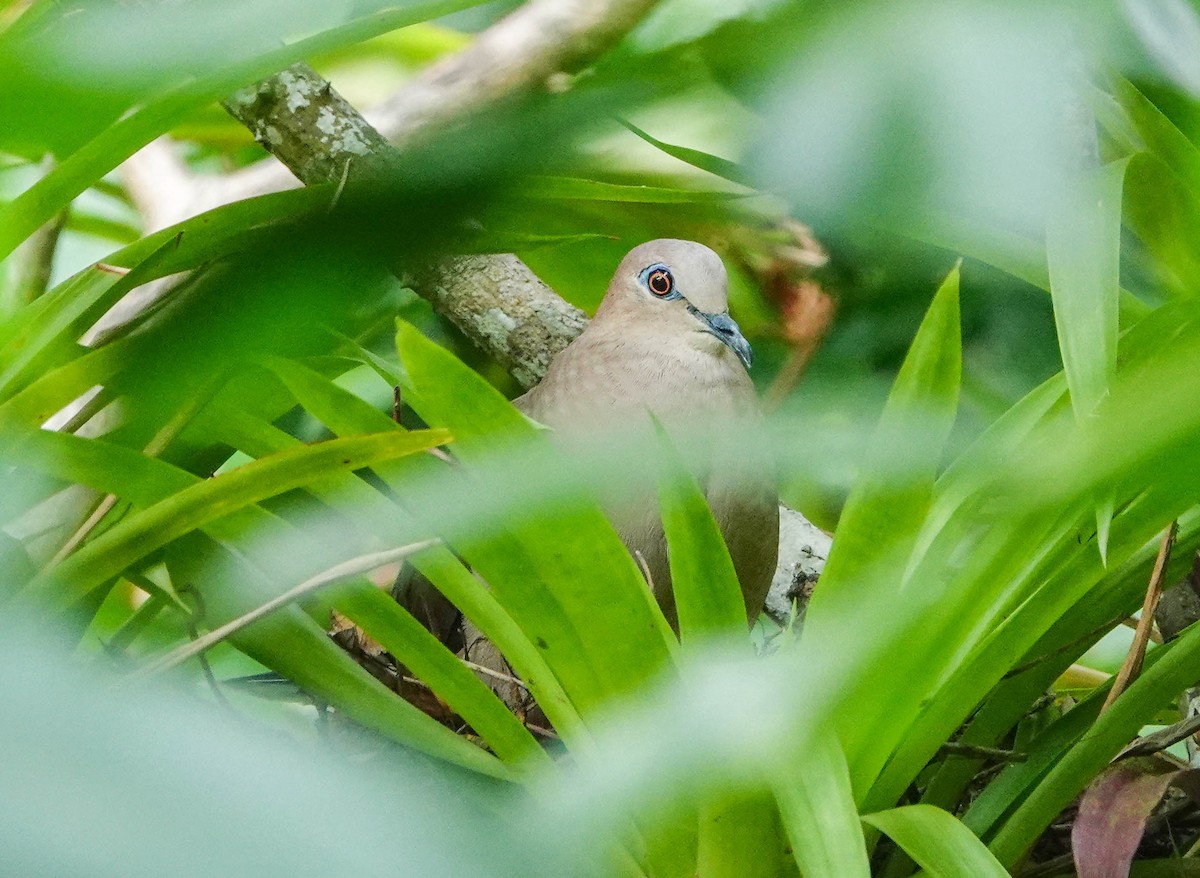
<box><xmin>647</xmin><ymin>268</ymin><xmax>674</xmax><ymax>297</ymax></box>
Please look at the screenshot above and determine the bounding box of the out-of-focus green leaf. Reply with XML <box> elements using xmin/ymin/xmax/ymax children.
<box><xmin>1123</xmin><ymin>153</ymin><xmax>1200</xmax><ymax>295</ymax></box>
<box><xmin>902</xmin><ymin>208</ymin><xmax>1152</xmax><ymax>327</ymax></box>
<box><xmin>808</xmin><ymin>265</ymin><xmax>961</xmax><ymax>606</ymax></box>
<box><xmin>172</xmin><ymin>536</ymin><xmax>511</xmax><ymax>780</ymax></box>
<box><xmin>1099</xmin><ymin>75</ymin><xmax>1200</xmax><ymax>193</ymax></box>
<box><xmin>0</xmin><ymin>0</ymin><xmax>486</xmax><ymax>260</ymax></box>
<box><xmin>656</xmin><ymin>420</ymin><xmax>746</xmax><ymax>640</ymax></box>
<box><xmin>1046</xmin><ymin>160</ymin><xmax>1125</xmax><ymax>422</ymax></box>
<box><xmin>630</xmin><ymin>0</ymin><xmax>786</xmax><ymax>53</ymax></box>
<box><xmin>239</xmin><ymin>359</ymin><xmax>589</xmax><ymax>747</ymax></box>
<box><xmin>863</xmin><ymin>805</ymin><xmax>1009</xmax><ymax>878</ymax></box>
<box><xmin>1123</xmin><ymin>0</ymin><xmax>1200</xmax><ymax>98</ymax></box>
<box><xmin>1045</xmin><ymin>159</ymin><xmax>1125</xmax><ymax>563</ymax></box>
<box><xmin>0</xmin><ymin>0</ymin><xmax>487</xmax><ymax>155</ymax></box>
<box><xmin>697</xmin><ymin>793</ymin><xmax>788</xmax><ymax>878</ymax></box>
<box><xmin>0</xmin><ymin>624</ymin><xmax>534</xmax><ymax>876</ymax></box>
<box><xmin>21</xmin><ymin>430</ymin><xmax>449</xmax><ymax>608</ymax></box>
<box><xmin>751</xmin><ymin>3</ymin><xmax>1073</xmax><ymax>232</ymax></box>
<box><xmin>799</xmin><ymin>266</ymin><xmax>961</xmax><ymax>793</ymax></box>
<box><xmin>0</xmin><ymin>186</ymin><xmax>330</xmax><ymax>404</ymax></box>
<box><xmin>774</xmin><ymin>734</ymin><xmax>871</xmax><ymax>878</ymax></box>
<box><xmin>521</xmin><ymin>175</ymin><xmax>745</xmax><ymax>203</ymax></box>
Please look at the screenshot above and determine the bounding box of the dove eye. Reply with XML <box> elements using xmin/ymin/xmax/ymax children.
<box><xmin>646</xmin><ymin>268</ymin><xmax>674</xmax><ymax>297</ymax></box>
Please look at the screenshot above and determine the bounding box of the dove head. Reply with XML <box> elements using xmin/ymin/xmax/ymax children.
<box><xmin>594</xmin><ymin>239</ymin><xmax>753</xmax><ymax>370</ymax></box>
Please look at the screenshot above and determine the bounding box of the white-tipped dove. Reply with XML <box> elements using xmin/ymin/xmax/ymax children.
<box><xmin>511</xmin><ymin>238</ymin><xmax>778</xmax><ymax>624</ymax></box>
<box><xmin>396</xmin><ymin>240</ymin><xmax>779</xmax><ymax>706</ymax></box>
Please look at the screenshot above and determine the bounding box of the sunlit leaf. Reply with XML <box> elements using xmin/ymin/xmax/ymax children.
<box><xmin>863</xmin><ymin>805</ymin><xmax>1009</xmax><ymax>878</ymax></box>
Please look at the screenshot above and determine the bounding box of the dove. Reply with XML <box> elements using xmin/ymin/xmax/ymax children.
<box><xmin>510</xmin><ymin>238</ymin><xmax>779</xmax><ymax>625</ymax></box>
<box><xmin>397</xmin><ymin>239</ymin><xmax>778</xmax><ymax>646</ymax></box>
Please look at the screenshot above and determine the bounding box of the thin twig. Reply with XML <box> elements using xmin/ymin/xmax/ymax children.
<box><xmin>633</xmin><ymin>548</ymin><xmax>655</xmax><ymax>592</ymax></box>
<box><xmin>1119</xmin><ymin>613</ymin><xmax>1164</xmax><ymax>645</ymax></box>
<box><xmin>460</xmin><ymin>658</ymin><xmax>530</xmax><ymax>691</ymax></box>
<box><xmin>1103</xmin><ymin>520</ymin><xmax>1179</xmax><ymax>713</ymax></box>
<box><xmin>525</xmin><ymin>722</ymin><xmax>558</xmax><ymax>740</ymax></box>
<box><xmin>135</xmin><ymin>539</ymin><xmax>439</xmax><ymax>677</ymax></box>
<box><xmin>48</xmin><ymin>386</ymin><xmax>112</xmax><ymax>435</ymax></box>
<box><xmin>178</xmin><ymin>584</ymin><xmax>233</xmax><ymax>710</ymax></box>
<box><xmin>1117</xmin><ymin>713</ymin><xmax>1200</xmax><ymax>760</ymax></box>
<box><xmin>937</xmin><ymin>741</ymin><xmax>1028</xmax><ymax>763</ymax></box>
<box><xmin>50</xmin><ymin>494</ymin><xmax>121</xmax><ymax>566</ymax></box>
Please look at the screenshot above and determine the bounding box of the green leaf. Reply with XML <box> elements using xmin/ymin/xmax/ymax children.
<box><xmin>655</xmin><ymin>420</ymin><xmax>747</xmax><ymax>639</ymax></box>
<box><xmin>1096</xmin><ymin>75</ymin><xmax>1200</xmax><ymax>193</ymax></box>
<box><xmin>332</xmin><ymin>583</ymin><xmax>549</xmax><ymax>770</ymax></box>
<box><xmin>217</xmin><ymin>369</ymin><xmax>595</xmax><ymax>748</ymax></box>
<box><xmin>1123</xmin><ymin>153</ymin><xmax>1200</xmax><ymax>297</ymax></box>
<box><xmin>798</xmin><ymin>265</ymin><xmax>962</xmax><ymax>792</ymax></box>
<box><xmin>864</xmin><ymin>302</ymin><xmax>1200</xmax><ymax>820</ymax></box>
<box><xmin>808</xmin><ymin>264</ymin><xmax>962</xmax><ymax>606</ymax></box>
<box><xmin>618</xmin><ymin>120</ymin><xmax>751</xmax><ymax>186</ymax></box>
<box><xmin>774</xmin><ymin>734</ymin><xmax>871</xmax><ymax>878</ymax></box>
<box><xmin>0</xmin><ymin>186</ymin><xmax>328</xmax><ymax>416</ymax></box>
<box><xmin>863</xmin><ymin>805</ymin><xmax>1009</xmax><ymax>878</ymax></box>
<box><xmin>165</xmin><ymin>536</ymin><xmax>508</xmax><ymax>779</ymax></box>
<box><xmin>521</xmin><ymin>175</ymin><xmax>745</xmax><ymax>203</ymax></box>
<box><xmin>21</xmin><ymin>430</ymin><xmax>450</xmax><ymax>609</ymax></box>
<box><xmin>697</xmin><ymin>794</ymin><xmax>789</xmax><ymax>878</ymax></box>
<box><xmin>1045</xmin><ymin>160</ymin><xmax>1125</xmax><ymax>421</ymax></box>
<box><xmin>1124</xmin><ymin>0</ymin><xmax>1200</xmax><ymax>98</ymax></box>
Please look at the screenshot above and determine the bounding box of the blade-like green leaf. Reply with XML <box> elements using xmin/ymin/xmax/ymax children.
<box><xmin>697</xmin><ymin>794</ymin><xmax>789</xmax><ymax>878</ymax></box>
<box><xmin>1046</xmin><ymin>160</ymin><xmax>1125</xmax><ymax>563</ymax></box>
<box><xmin>655</xmin><ymin>420</ymin><xmax>746</xmax><ymax>639</ymax></box>
<box><xmin>807</xmin><ymin>264</ymin><xmax>962</xmax><ymax>606</ymax></box>
<box><xmin>618</xmin><ymin>120</ymin><xmax>752</xmax><ymax>186</ymax></box>
<box><xmin>988</xmin><ymin>618</ymin><xmax>1200</xmax><ymax>867</ymax></box>
<box><xmin>521</xmin><ymin>175</ymin><xmax>745</xmax><ymax>203</ymax></box>
<box><xmin>333</xmin><ymin>583</ymin><xmax>548</xmax><ymax>769</ymax></box>
<box><xmin>798</xmin><ymin>265</ymin><xmax>962</xmax><ymax>793</ymax></box>
<box><xmin>20</xmin><ymin>430</ymin><xmax>450</xmax><ymax>608</ymax></box>
<box><xmin>248</xmin><ymin>359</ymin><xmax>587</xmax><ymax>745</ymax></box>
<box><xmin>863</xmin><ymin>805</ymin><xmax>1009</xmax><ymax>878</ymax></box>
<box><xmin>774</xmin><ymin>734</ymin><xmax>871</xmax><ymax>878</ymax></box>
<box><xmin>164</xmin><ymin>536</ymin><xmax>507</xmax><ymax>779</ymax></box>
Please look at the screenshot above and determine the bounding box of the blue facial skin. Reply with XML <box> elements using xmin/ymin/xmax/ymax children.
<box><xmin>638</xmin><ymin>263</ymin><xmax>754</xmax><ymax>371</ymax></box>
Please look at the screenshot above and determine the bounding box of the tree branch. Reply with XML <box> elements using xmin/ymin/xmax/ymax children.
<box><xmin>198</xmin><ymin>0</ymin><xmax>661</xmax><ymax>217</ymax></box>
<box><xmin>219</xmin><ymin>61</ymin><xmax>587</xmax><ymax>387</ymax></box>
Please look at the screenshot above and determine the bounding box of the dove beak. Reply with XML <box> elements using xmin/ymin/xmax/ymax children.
<box><xmin>689</xmin><ymin>305</ymin><xmax>753</xmax><ymax>370</ymax></box>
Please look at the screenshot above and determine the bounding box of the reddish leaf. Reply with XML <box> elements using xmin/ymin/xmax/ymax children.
<box><xmin>1072</xmin><ymin>757</ymin><xmax>1185</xmax><ymax>878</ymax></box>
